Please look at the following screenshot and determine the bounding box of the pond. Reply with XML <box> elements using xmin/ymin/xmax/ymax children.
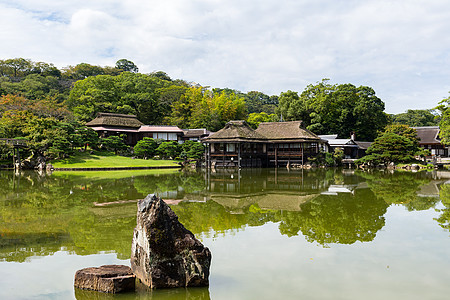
<box><xmin>1</xmin><ymin>168</ymin><xmax>450</xmax><ymax>299</ymax></box>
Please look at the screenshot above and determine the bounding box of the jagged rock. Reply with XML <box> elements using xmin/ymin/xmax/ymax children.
<box><xmin>131</xmin><ymin>194</ymin><xmax>212</xmax><ymax>289</ymax></box>
<box><xmin>74</xmin><ymin>265</ymin><xmax>135</xmax><ymax>293</ymax></box>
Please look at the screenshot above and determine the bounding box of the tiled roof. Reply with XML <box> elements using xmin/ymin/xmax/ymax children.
<box><xmin>139</xmin><ymin>125</ymin><xmax>184</xmax><ymax>133</ymax></box>
<box><xmin>412</xmin><ymin>126</ymin><xmax>441</xmax><ymax>144</ymax></box>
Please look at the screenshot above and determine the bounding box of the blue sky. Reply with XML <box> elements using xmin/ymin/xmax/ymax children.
<box><xmin>1</xmin><ymin>0</ymin><xmax>450</xmax><ymax>114</ymax></box>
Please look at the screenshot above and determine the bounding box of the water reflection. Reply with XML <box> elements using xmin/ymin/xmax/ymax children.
<box><xmin>1</xmin><ymin>169</ymin><xmax>449</xmax><ymax>263</ymax></box>
<box><xmin>75</xmin><ymin>284</ymin><xmax>210</xmax><ymax>300</ymax></box>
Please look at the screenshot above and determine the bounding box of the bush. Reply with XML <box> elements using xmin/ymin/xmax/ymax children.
<box><xmin>156</xmin><ymin>141</ymin><xmax>181</xmax><ymax>159</ymax></box>
<box><xmin>134</xmin><ymin>137</ymin><xmax>157</xmax><ymax>159</ymax></box>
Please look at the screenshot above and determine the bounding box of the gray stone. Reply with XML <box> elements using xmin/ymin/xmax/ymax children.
<box><xmin>131</xmin><ymin>194</ymin><xmax>212</xmax><ymax>288</ymax></box>
<box><xmin>74</xmin><ymin>265</ymin><xmax>135</xmax><ymax>293</ymax></box>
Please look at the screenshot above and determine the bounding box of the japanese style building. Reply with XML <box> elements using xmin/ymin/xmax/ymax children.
<box><xmin>412</xmin><ymin>126</ymin><xmax>449</xmax><ymax>157</ymax></box>
<box><xmin>202</xmin><ymin>120</ymin><xmax>326</xmax><ymax>168</ymax></box>
<box><xmin>86</xmin><ymin>113</ymin><xmax>191</xmax><ymax>145</ymax></box>
<box><xmin>85</xmin><ymin>112</ymin><xmax>144</xmax><ymax>145</ymax></box>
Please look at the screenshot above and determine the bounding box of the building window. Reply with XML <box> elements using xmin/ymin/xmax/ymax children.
<box><xmin>226</xmin><ymin>143</ymin><xmax>236</xmax><ymax>152</ymax></box>
<box><xmin>168</xmin><ymin>133</ymin><xmax>177</xmax><ymax>140</ymax></box>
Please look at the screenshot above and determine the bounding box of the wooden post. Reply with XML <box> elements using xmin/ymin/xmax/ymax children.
<box><xmin>238</xmin><ymin>143</ymin><xmax>241</xmax><ymax>168</ymax></box>
<box><xmin>301</xmin><ymin>143</ymin><xmax>304</xmax><ymax>165</ymax></box>
<box><xmin>275</xmin><ymin>144</ymin><xmax>278</xmax><ymax>168</ymax></box>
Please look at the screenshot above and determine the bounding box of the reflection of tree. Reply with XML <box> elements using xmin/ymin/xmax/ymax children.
<box><xmin>277</xmin><ymin>189</ymin><xmax>388</xmax><ymax>245</ymax></box>
<box><xmin>436</xmin><ymin>184</ymin><xmax>450</xmax><ymax>231</ymax></box>
<box><xmin>404</xmin><ymin>196</ymin><xmax>440</xmax><ymax>211</ymax></box>
<box><xmin>357</xmin><ymin>171</ymin><xmax>431</xmax><ymax>205</ymax></box>
<box><xmin>0</xmin><ymin>170</ymin><xmax>207</xmax><ymax>262</ymax></box>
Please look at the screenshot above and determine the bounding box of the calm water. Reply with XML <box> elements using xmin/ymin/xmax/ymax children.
<box><xmin>1</xmin><ymin>168</ymin><xmax>450</xmax><ymax>299</ymax></box>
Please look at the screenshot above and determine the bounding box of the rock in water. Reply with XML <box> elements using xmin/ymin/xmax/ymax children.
<box><xmin>131</xmin><ymin>194</ymin><xmax>212</xmax><ymax>288</ymax></box>
<box><xmin>74</xmin><ymin>265</ymin><xmax>135</xmax><ymax>293</ymax></box>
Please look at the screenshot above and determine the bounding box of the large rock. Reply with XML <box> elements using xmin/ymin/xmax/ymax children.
<box><xmin>131</xmin><ymin>194</ymin><xmax>212</xmax><ymax>288</ymax></box>
<box><xmin>74</xmin><ymin>265</ymin><xmax>135</xmax><ymax>293</ymax></box>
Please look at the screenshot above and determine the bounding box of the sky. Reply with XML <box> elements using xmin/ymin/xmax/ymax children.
<box><xmin>1</xmin><ymin>0</ymin><xmax>450</xmax><ymax>114</ymax></box>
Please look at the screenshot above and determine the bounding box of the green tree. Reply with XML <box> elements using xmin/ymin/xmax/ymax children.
<box><xmin>61</xmin><ymin>63</ymin><xmax>105</xmax><ymax>80</ymax></box>
<box><xmin>181</xmin><ymin>140</ymin><xmax>205</xmax><ymax>160</ymax></box>
<box><xmin>134</xmin><ymin>137</ymin><xmax>158</xmax><ymax>158</ymax></box>
<box><xmin>276</xmin><ymin>79</ymin><xmax>388</xmax><ymax>140</ymax></box>
<box><xmin>391</xmin><ymin>109</ymin><xmax>438</xmax><ymax>127</ymax></box>
<box><xmin>437</xmin><ymin>94</ymin><xmax>450</xmax><ymax>145</ymax></box>
<box><xmin>246</xmin><ymin>112</ymin><xmax>278</xmax><ymax>129</ymax></box>
<box><xmin>156</xmin><ymin>141</ymin><xmax>181</xmax><ymax>159</ymax></box>
<box><xmin>100</xmin><ymin>135</ymin><xmax>129</xmax><ymax>155</ymax></box>
<box><xmin>115</xmin><ymin>59</ymin><xmax>139</xmax><ymax>73</ymax></box>
<box><xmin>356</xmin><ymin>131</ymin><xmax>420</xmax><ymax>165</ymax></box>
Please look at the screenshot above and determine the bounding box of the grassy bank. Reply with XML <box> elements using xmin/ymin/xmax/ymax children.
<box><xmin>51</xmin><ymin>151</ymin><xmax>180</xmax><ymax>169</ymax></box>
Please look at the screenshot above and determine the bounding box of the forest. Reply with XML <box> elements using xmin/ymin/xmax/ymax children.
<box><xmin>0</xmin><ymin>57</ymin><xmax>443</xmax><ymax>162</ymax></box>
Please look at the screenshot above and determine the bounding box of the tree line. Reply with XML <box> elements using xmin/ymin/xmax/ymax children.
<box><xmin>0</xmin><ymin>57</ymin><xmax>443</xmax><ymax>163</ymax></box>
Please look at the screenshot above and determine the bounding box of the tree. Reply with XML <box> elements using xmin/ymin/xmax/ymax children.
<box><xmin>115</xmin><ymin>59</ymin><xmax>139</xmax><ymax>73</ymax></box>
<box><xmin>246</xmin><ymin>112</ymin><xmax>278</xmax><ymax>129</ymax></box>
<box><xmin>61</xmin><ymin>63</ymin><xmax>105</xmax><ymax>80</ymax></box>
<box><xmin>276</xmin><ymin>79</ymin><xmax>388</xmax><ymax>141</ymax></box>
<box><xmin>100</xmin><ymin>135</ymin><xmax>128</xmax><ymax>154</ymax></box>
<box><xmin>356</xmin><ymin>125</ymin><xmax>421</xmax><ymax>165</ymax></box>
<box><xmin>168</xmin><ymin>87</ymin><xmax>247</xmax><ymax>131</ymax></box>
<box><xmin>181</xmin><ymin>140</ymin><xmax>205</xmax><ymax>160</ymax></box>
<box><xmin>391</xmin><ymin>109</ymin><xmax>438</xmax><ymax>127</ymax></box>
<box><xmin>134</xmin><ymin>137</ymin><xmax>158</xmax><ymax>159</ymax></box>
<box><xmin>156</xmin><ymin>141</ymin><xmax>181</xmax><ymax>159</ymax></box>
<box><xmin>242</xmin><ymin>91</ymin><xmax>278</xmax><ymax>114</ymax></box>
<box><xmin>436</xmin><ymin>94</ymin><xmax>450</xmax><ymax>145</ymax></box>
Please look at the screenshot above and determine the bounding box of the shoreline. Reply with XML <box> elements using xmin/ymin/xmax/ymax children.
<box><xmin>52</xmin><ymin>165</ymin><xmax>182</xmax><ymax>171</ymax></box>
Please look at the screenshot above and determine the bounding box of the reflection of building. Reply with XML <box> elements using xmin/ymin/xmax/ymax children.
<box><xmin>202</xmin><ymin>169</ymin><xmax>332</xmax><ymax>212</ymax></box>
<box><xmin>203</xmin><ymin>120</ymin><xmax>326</xmax><ymax>168</ymax></box>
<box><xmin>412</xmin><ymin>126</ymin><xmax>449</xmax><ymax>157</ymax></box>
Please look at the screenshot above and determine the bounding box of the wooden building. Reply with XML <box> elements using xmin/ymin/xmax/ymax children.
<box><xmin>182</xmin><ymin>129</ymin><xmax>212</xmax><ymax>142</ymax></box>
<box><xmin>202</xmin><ymin>120</ymin><xmax>325</xmax><ymax>168</ymax></box>
<box><xmin>139</xmin><ymin>125</ymin><xmax>184</xmax><ymax>143</ymax></box>
<box><xmin>412</xmin><ymin>126</ymin><xmax>449</xmax><ymax>157</ymax></box>
<box><xmin>86</xmin><ymin>112</ymin><xmax>143</xmax><ymax>145</ymax></box>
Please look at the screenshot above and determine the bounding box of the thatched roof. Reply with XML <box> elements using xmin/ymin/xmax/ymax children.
<box><xmin>203</xmin><ymin>120</ymin><xmax>267</xmax><ymax>143</ymax></box>
<box><xmin>412</xmin><ymin>126</ymin><xmax>441</xmax><ymax>145</ymax></box>
<box><xmin>255</xmin><ymin>121</ymin><xmax>320</xmax><ymax>142</ymax></box>
<box><xmin>86</xmin><ymin>113</ymin><xmax>144</xmax><ymax>128</ymax></box>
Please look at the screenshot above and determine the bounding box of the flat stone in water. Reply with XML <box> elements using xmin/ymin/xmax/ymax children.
<box><xmin>74</xmin><ymin>265</ymin><xmax>135</xmax><ymax>293</ymax></box>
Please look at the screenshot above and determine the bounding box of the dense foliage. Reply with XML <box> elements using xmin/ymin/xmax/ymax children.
<box><xmin>276</xmin><ymin>79</ymin><xmax>389</xmax><ymax>141</ymax></box>
<box><xmin>391</xmin><ymin>109</ymin><xmax>438</xmax><ymax>127</ymax></box>
<box><xmin>356</xmin><ymin>124</ymin><xmax>421</xmax><ymax>165</ymax></box>
<box><xmin>437</xmin><ymin>94</ymin><xmax>450</xmax><ymax>145</ymax></box>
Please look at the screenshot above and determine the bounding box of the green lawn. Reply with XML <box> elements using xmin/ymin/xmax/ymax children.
<box><xmin>51</xmin><ymin>151</ymin><xmax>180</xmax><ymax>169</ymax></box>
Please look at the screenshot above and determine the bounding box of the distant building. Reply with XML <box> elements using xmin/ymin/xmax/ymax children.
<box><xmin>85</xmin><ymin>113</ymin><xmax>143</xmax><ymax>145</ymax></box>
<box><xmin>412</xmin><ymin>126</ymin><xmax>449</xmax><ymax>157</ymax></box>
<box><xmin>139</xmin><ymin>125</ymin><xmax>184</xmax><ymax>143</ymax></box>
<box><xmin>182</xmin><ymin>129</ymin><xmax>212</xmax><ymax>142</ymax></box>
<box><xmin>318</xmin><ymin>135</ymin><xmax>371</xmax><ymax>159</ymax></box>
<box><xmin>202</xmin><ymin>120</ymin><xmax>325</xmax><ymax>168</ymax></box>
<box><xmin>86</xmin><ymin>113</ymin><xmax>184</xmax><ymax>145</ymax></box>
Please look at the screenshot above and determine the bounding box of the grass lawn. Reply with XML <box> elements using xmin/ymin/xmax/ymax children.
<box><xmin>51</xmin><ymin>151</ymin><xmax>180</xmax><ymax>169</ymax></box>
<box><xmin>52</xmin><ymin>168</ymin><xmax>180</xmax><ymax>179</ymax></box>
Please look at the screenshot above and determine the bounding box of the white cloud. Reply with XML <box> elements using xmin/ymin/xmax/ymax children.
<box><xmin>1</xmin><ymin>0</ymin><xmax>450</xmax><ymax>113</ymax></box>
